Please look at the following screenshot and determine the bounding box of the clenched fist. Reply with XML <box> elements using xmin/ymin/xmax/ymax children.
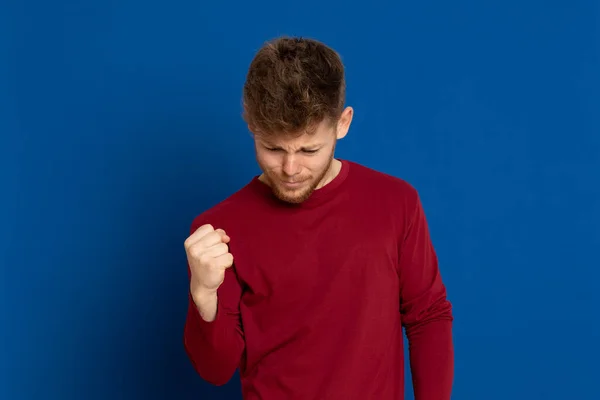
<box><xmin>184</xmin><ymin>224</ymin><xmax>233</xmax><ymax>321</ymax></box>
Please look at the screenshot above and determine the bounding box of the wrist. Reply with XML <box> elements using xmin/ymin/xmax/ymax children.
<box><xmin>191</xmin><ymin>285</ymin><xmax>217</xmax><ymax>305</ymax></box>
<box><xmin>190</xmin><ymin>285</ymin><xmax>218</xmax><ymax>322</ymax></box>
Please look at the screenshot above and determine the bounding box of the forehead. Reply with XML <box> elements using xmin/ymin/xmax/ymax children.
<box><xmin>256</xmin><ymin>120</ymin><xmax>335</xmax><ymax>146</ymax></box>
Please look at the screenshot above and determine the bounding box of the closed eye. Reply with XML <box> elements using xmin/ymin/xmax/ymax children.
<box><xmin>264</xmin><ymin>147</ymin><xmax>320</xmax><ymax>154</ymax></box>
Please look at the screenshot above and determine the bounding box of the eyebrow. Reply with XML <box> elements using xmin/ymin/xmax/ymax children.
<box><xmin>262</xmin><ymin>142</ymin><xmax>323</xmax><ymax>151</ymax></box>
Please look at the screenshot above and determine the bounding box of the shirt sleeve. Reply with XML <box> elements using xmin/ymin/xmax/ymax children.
<box><xmin>183</xmin><ymin>218</ymin><xmax>245</xmax><ymax>386</ymax></box>
<box><xmin>398</xmin><ymin>190</ymin><xmax>454</xmax><ymax>400</ymax></box>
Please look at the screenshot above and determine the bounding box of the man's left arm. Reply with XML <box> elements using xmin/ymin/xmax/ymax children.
<box><xmin>398</xmin><ymin>189</ymin><xmax>454</xmax><ymax>400</ymax></box>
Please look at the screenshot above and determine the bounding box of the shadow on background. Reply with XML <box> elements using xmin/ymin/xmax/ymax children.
<box><xmin>118</xmin><ymin>111</ymin><xmax>248</xmax><ymax>399</ymax></box>
<box><xmin>100</xmin><ymin>100</ymin><xmax>250</xmax><ymax>399</ymax></box>
<box><xmin>2</xmin><ymin>74</ymin><xmax>251</xmax><ymax>399</ymax></box>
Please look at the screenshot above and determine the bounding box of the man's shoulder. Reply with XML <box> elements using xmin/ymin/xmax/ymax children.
<box><xmin>347</xmin><ymin>160</ymin><xmax>419</xmax><ymax>198</ymax></box>
<box><xmin>346</xmin><ymin>160</ymin><xmax>423</xmax><ymax>223</ymax></box>
<box><xmin>188</xmin><ymin>179</ymin><xmax>258</xmax><ymax>234</ymax></box>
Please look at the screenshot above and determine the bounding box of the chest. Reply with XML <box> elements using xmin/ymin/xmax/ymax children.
<box><xmin>231</xmin><ymin>210</ymin><xmax>400</xmax><ymax>317</ymax></box>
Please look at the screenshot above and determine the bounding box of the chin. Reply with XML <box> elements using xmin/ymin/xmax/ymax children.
<box><xmin>272</xmin><ymin>185</ymin><xmax>314</xmax><ymax>204</ymax></box>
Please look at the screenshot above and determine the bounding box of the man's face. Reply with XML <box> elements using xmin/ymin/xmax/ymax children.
<box><xmin>253</xmin><ymin>107</ymin><xmax>353</xmax><ymax>204</ymax></box>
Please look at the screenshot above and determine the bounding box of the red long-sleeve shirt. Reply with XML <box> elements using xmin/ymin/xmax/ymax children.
<box><xmin>183</xmin><ymin>160</ymin><xmax>454</xmax><ymax>399</ymax></box>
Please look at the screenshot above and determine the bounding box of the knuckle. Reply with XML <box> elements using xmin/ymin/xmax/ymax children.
<box><xmin>197</xmin><ymin>253</ymin><xmax>211</xmax><ymax>265</ymax></box>
<box><xmin>189</xmin><ymin>244</ymin><xmax>202</xmax><ymax>257</ymax></box>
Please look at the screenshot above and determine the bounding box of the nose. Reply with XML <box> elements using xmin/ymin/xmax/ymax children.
<box><xmin>282</xmin><ymin>154</ymin><xmax>301</xmax><ymax>177</ymax></box>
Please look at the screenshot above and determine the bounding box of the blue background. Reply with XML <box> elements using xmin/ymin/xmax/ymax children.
<box><xmin>1</xmin><ymin>1</ymin><xmax>599</xmax><ymax>399</ymax></box>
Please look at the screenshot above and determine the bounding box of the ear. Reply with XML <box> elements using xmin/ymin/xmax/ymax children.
<box><xmin>336</xmin><ymin>106</ymin><xmax>353</xmax><ymax>140</ymax></box>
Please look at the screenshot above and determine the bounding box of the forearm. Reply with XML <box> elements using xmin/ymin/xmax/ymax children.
<box><xmin>406</xmin><ymin>317</ymin><xmax>454</xmax><ymax>400</ymax></box>
<box><xmin>192</xmin><ymin>286</ymin><xmax>218</xmax><ymax>322</ymax></box>
<box><xmin>183</xmin><ymin>293</ymin><xmax>245</xmax><ymax>386</ymax></box>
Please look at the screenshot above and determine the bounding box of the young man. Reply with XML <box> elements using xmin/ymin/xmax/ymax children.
<box><xmin>183</xmin><ymin>36</ymin><xmax>454</xmax><ymax>400</ymax></box>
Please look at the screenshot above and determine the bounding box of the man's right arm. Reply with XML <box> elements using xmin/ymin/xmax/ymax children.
<box><xmin>183</xmin><ymin>220</ymin><xmax>245</xmax><ymax>386</ymax></box>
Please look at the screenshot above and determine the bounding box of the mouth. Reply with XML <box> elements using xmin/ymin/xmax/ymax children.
<box><xmin>281</xmin><ymin>180</ymin><xmax>305</xmax><ymax>189</ymax></box>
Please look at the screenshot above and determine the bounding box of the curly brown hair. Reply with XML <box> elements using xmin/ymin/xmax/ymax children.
<box><xmin>242</xmin><ymin>36</ymin><xmax>346</xmax><ymax>137</ymax></box>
